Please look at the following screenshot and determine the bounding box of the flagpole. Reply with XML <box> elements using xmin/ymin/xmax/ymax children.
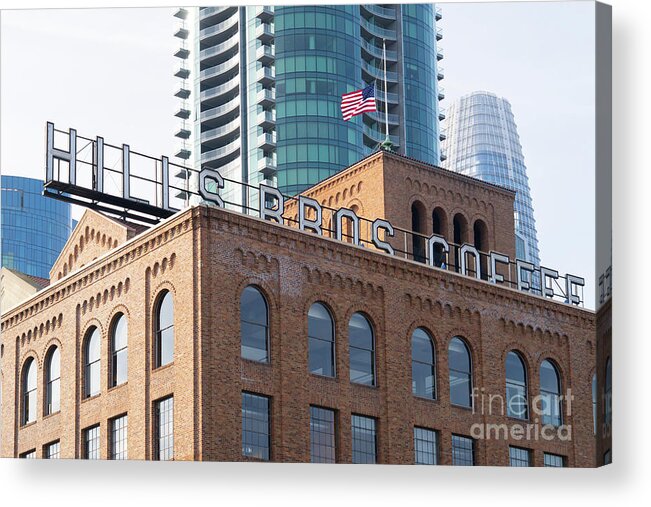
<box><xmin>381</xmin><ymin>38</ymin><xmax>393</xmax><ymax>151</ymax></box>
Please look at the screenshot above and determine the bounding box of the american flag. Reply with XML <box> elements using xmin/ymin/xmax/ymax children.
<box><xmin>341</xmin><ymin>83</ymin><xmax>377</xmax><ymax>121</ymax></box>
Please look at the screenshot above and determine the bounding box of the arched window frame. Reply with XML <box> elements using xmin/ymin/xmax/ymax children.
<box><xmin>154</xmin><ymin>290</ymin><xmax>174</xmax><ymax>368</ymax></box>
<box><xmin>240</xmin><ymin>285</ymin><xmax>270</xmax><ymax>363</ymax></box>
<box><xmin>604</xmin><ymin>357</ymin><xmax>612</xmax><ymax>426</ymax></box>
<box><xmin>411</xmin><ymin>327</ymin><xmax>436</xmax><ymax>399</ymax></box>
<box><xmin>348</xmin><ymin>312</ymin><xmax>376</xmax><ymax>386</ymax></box>
<box><xmin>21</xmin><ymin>357</ymin><xmax>37</xmax><ymax>425</ymax></box>
<box><xmin>540</xmin><ymin>359</ymin><xmax>562</xmax><ymax>426</ymax></box>
<box><xmin>84</xmin><ymin>327</ymin><xmax>101</xmax><ymax>398</ymax></box>
<box><xmin>505</xmin><ymin>351</ymin><xmax>528</xmax><ymax>420</ymax></box>
<box><xmin>448</xmin><ymin>336</ymin><xmax>473</xmax><ymax>408</ymax></box>
<box><xmin>110</xmin><ymin>313</ymin><xmax>128</xmax><ymax>387</ymax></box>
<box><xmin>45</xmin><ymin>346</ymin><xmax>61</xmax><ymax>415</ymax></box>
<box><xmin>308</xmin><ymin>302</ymin><xmax>336</xmax><ymax>377</ymax></box>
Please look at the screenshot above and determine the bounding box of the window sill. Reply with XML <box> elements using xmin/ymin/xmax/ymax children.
<box><xmin>19</xmin><ymin>421</ymin><xmax>37</xmax><ymax>430</ymax></box>
<box><xmin>413</xmin><ymin>394</ymin><xmax>439</xmax><ymax>404</ymax></box>
<box><xmin>42</xmin><ymin>411</ymin><xmax>61</xmax><ymax>421</ymax></box>
<box><xmin>309</xmin><ymin>372</ymin><xmax>337</xmax><ymax>381</ymax></box>
<box><xmin>350</xmin><ymin>381</ymin><xmax>378</xmax><ymax>390</ymax></box>
<box><xmin>450</xmin><ymin>403</ymin><xmax>474</xmax><ymax>412</ymax></box>
<box><xmin>153</xmin><ymin>362</ymin><xmax>174</xmax><ymax>373</ymax></box>
<box><xmin>108</xmin><ymin>381</ymin><xmax>128</xmax><ymax>393</ymax></box>
<box><xmin>241</xmin><ymin>358</ymin><xmax>272</xmax><ymax>367</ymax></box>
<box><xmin>81</xmin><ymin>393</ymin><xmax>101</xmax><ymax>404</ymax></box>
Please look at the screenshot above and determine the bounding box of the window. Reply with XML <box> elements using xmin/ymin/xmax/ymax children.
<box><xmin>84</xmin><ymin>327</ymin><xmax>100</xmax><ymax>398</ymax></box>
<box><xmin>110</xmin><ymin>414</ymin><xmax>128</xmax><ymax>460</ymax></box>
<box><xmin>310</xmin><ymin>406</ymin><xmax>336</xmax><ymax>463</ymax></box>
<box><xmin>20</xmin><ymin>450</ymin><xmax>36</xmax><ymax>459</ymax></box>
<box><xmin>540</xmin><ymin>359</ymin><xmax>562</xmax><ymax>426</ymax></box>
<box><xmin>414</xmin><ymin>427</ymin><xmax>438</xmax><ymax>465</ymax></box>
<box><xmin>604</xmin><ymin>357</ymin><xmax>612</xmax><ymax>427</ymax></box>
<box><xmin>110</xmin><ymin>313</ymin><xmax>128</xmax><ymax>387</ymax></box>
<box><xmin>84</xmin><ymin>425</ymin><xmax>100</xmax><ymax>459</ymax></box>
<box><xmin>449</xmin><ymin>337</ymin><xmax>472</xmax><ymax>407</ymax></box>
<box><xmin>544</xmin><ymin>453</ymin><xmax>565</xmax><ymax>467</ymax></box>
<box><xmin>451</xmin><ymin>434</ymin><xmax>475</xmax><ymax>465</ymax></box>
<box><xmin>155</xmin><ymin>396</ymin><xmax>174</xmax><ymax>461</ymax></box>
<box><xmin>44</xmin><ymin>441</ymin><xmax>60</xmax><ymax>459</ymax></box>
<box><xmin>242</xmin><ymin>392</ymin><xmax>270</xmax><ymax>460</ymax></box>
<box><xmin>349</xmin><ymin>313</ymin><xmax>375</xmax><ymax>386</ymax></box>
<box><xmin>592</xmin><ymin>373</ymin><xmax>597</xmax><ymax>434</ymax></box>
<box><xmin>308</xmin><ymin>302</ymin><xmax>335</xmax><ymax>377</ymax></box>
<box><xmin>509</xmin><ymin>446</ymin><xmax>531</xmax><ymax>467</ymax></box>
<box><xmin>45</xmin><ymin>346</ymin><xmax>61</xmax><ymax>415</ymax></box>
<box><xmin>603</xmin><ymin>449</ymin><xmax>612</xmax><ymax>465</ymax></box>
<box><xmin>505</xmin><ymin>351</ymin><xmax>528</xmax><ymax>419</ymax></box>
<box><xmin>22</xmin><ymin>358</ymin><xmax>37</xmax><ymax>425</ymax></box>
<box><xmin>351</xmin><ymin>414</ymin><xmax>377</xmax><ymax>464</ymax></box>
<box><xmin>412</xmin><ymin>328</ymin><xmax>436</xmax><ymax>399</ymax></box>
<box><xmin>155</xmin><ymin>291</ymin><xmax>174</xmax><ymax>367</ymax></box>
<box><xmin>240</xmin><ymin>286</ymin><xmax>269</xmax><ymax>362</ymax></box>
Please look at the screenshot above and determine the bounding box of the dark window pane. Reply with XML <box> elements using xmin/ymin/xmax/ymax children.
<box><xmin>242</xmin><ymin>392</ymin><xmax>270</xmax><ymax>460</ymax></box>
<box><xmin>506</xmin><ymin>352</ymin><xmax>528</xmax><ymax>419</ymax></box>
<box><xmin>412</xmin><ymin>328</ymin><xmax>435</xmax><ymax>399</ymax></box>
<box><xmin>352</xmin><ymin>415</ymin><xmax>376</xmax><ymax>464</ymax></box>
<box><xmin>544</xmin><ymin>452</ymin><xmax>565</xmax><ymax>467</ymax></box>
<box><xmin>349</xmin><ymin>313</ymin><xmax>375</xmax><ymax>386</ymax></box>
<box><xmin>310</xmin><ymin>406</ymin><xmax>336</xmax><ymax>463</ymax></box>
<box><xmin>509</xmin><ymin>446</ymin><xmax>530</xmax><ymax>467</ymax></box>
<box><xmin>308</xmin><ymin>303</ymin><xmax>335</xmax><ymax>377</ymax></box>
<box><xmin>45</xmin><ymin>441</ymin><xmax>60</xmax><ymax>459</ymax></box>
<box><xmin>451</xmin><ymin>434</ymin><xmax>474</xmax><ymax>466</ymax></box>
<box><xmin>414</xmin><ymin>427</ymin><xmax>438</xmax><ymax>465</ymax></box>
<box><xmin>540</xmin><ymin>359</ymin><xmax>561</xmax><ymax>426</ymax></box>
<box><xmin>449</xmin><ymin>337</ymin><xmax>472</xmax><ymax>407</ymax></box>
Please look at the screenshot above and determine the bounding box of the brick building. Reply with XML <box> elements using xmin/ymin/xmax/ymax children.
<box><xmin>0</xmin><ymin>150</ymin><xmax>606</xmax><ymax>466</ymax></box>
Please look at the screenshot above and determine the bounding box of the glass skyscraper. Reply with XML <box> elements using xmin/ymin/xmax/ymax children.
<box><xmin>173</xmin><ymin>4</ymin><xmax>445</xmax><ymax>207</ymax></box>
<box><xmin>1</xmin><ymin>175</ymin><xmax>74</xmax><ymax>279</ymax></box>
<box><xmin>442</xmin><ymin>91</ymin><xmax>541</xmax><ymax>266</ymax></box>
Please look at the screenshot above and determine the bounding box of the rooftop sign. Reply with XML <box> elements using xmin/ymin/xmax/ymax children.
<box><xmin>44</xmin><ymin>123</ymin><xmax>585</xmax><ymax>306</ymax></box>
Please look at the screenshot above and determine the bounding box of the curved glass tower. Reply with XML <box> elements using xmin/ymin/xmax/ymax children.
<box><xmin>173</xmin><ymin>4</ymin><xmax>445</xmax><ymax>204</ymax></box>
<box><xmin>1</xmin><ymin>175</ymin><xmax>74</xmax><ymax>279</ymax></box>
<box><xmin>442</xmin><ymin>91</ymin><xmax>541</xmax><ymax>266</ymax></box>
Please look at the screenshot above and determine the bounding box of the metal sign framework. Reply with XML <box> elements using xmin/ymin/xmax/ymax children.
<box><xmin>44</xmin><ymin>123</ymin><xmax>585</xmax><ymax>306</ymax></box>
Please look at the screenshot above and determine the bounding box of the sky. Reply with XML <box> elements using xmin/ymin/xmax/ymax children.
<box><xmin>0</xmin><ymin>2</ymin><xmax>596</xmax><ymax>308</ymax></box>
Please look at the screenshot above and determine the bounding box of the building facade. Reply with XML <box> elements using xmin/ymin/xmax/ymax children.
<box><xmin>0</xmin><ymin>151</ymin><xmax>603</xmax><ymax>465</ymax></box>
<box><xmin>173</xmin><ymin>4</ymin><xmax>445</xmax><ymax>208</ymax></box>
<box><xmin>442</xmin><ymin>91</ymin><xmax>541</xmax><ymax>266</ymax></box>
<box><xmin>1</xmin><ymin>175</ymin><xmax>74</xmax><ymax>279</ymax></box>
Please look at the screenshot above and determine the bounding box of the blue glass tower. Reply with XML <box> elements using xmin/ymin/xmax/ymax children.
<box><xmin>173</xmin><ymin>4</ymin><xmax>445</xmax><ymax>205</ymax></box>
<box><xmin>442</xmin><ymin>91</ymin><xmax>541</xmax><ymax>267</ymax></box>
<box><xmin>1</xmin><ymin>176</ymin><xmax>74</xmax><ymax>279</ymax></box>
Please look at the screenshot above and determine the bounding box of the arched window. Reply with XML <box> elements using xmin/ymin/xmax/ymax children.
<box><xmin>592</xmin><ymin>373</ymin><xmax>597</xmax><ymax>434</ymax></box>
<box><xmin>412</xmin><ymin>328</ymin><xmax>435</xmax><ymax>399</ymax></box>
<box><xmin>448</xmin><ymin>337</ymin><xmax>472</xmax><ymax>407</ymax></box>
<box><xmin>308</xmin><ymin>302</ymin><xmax>335</xmax><ymax>377</ymax></box>
<box><xmin>411</xmin><ymin>201</ymin><xmax>426</xmax><ymax>263</ymax></box>
<box><xmin>505</xmin><ymin>351</ymin><xmax>528</xmax><ymax>419</ymax></box>
<box><xmin>540</xmin><ymin>359</ymin><xmax>562</xmax><ymax>426</ymax></box>
<box><xmin>431</xmin><ymin>207</ymin><xmax>448</xmax><ymax>268</ymax></box>
<box><xmin>349</xmin><ymin>313</ymin><xmax>375</xmax><ymax>386</ymax></box>
<box><xmin>110</xmin><ymin>314</ymin><xmax>128</xmax><ymax>387</ymax></box>
<box><xmin>240</xmin><ymin>285</ymin><xmax>269</xmax><ymax>362</ymax></box>
<box><xmin>22</xmin><ymin>358</ymin><xmax>37</xmax><ymax>425</ymax></box>
<box><xmin>155</xmin><ymin>291</ymin><xmax>174</xmax><ymax>367</ymax></box>
<box><xmin>604</xmin><ymin>357</ymin><xmax>612</xmax><ymax>426</ymax></box>
<box><xmin>473</xmin><ymin>219</ymin><xmax>489</xmax><ymax>280</ymax></box>
<box><xmin>453</xmin><ymin>214</ymin><xmax>468</xmax><ymax>272</ymax></box>
<box><xmin>84</xmin><ymin>327</ymin><xmax>101</xmax><ymax>398</ymax></box>
<box><xmin>45</xmin><ymin>346</ymin><xmax>61</xmax><ymax>415</ymax></box>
